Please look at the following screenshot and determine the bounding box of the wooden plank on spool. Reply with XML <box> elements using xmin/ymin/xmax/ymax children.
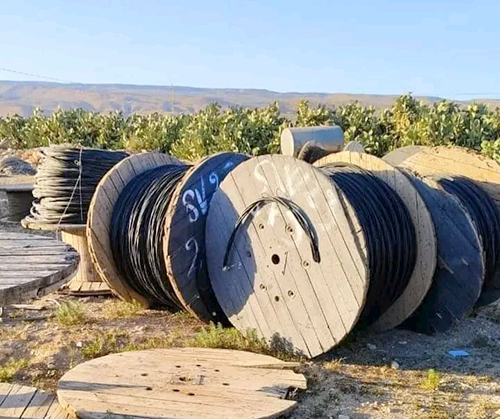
<box><xmin>57</xmin><ymin>348</ymin><xmax>306</xmax><ymax>419</ymax></box>
<box><xmin>314</xmin><ymin>151</ymin><xmax>438</xmax><ymax>331</ymax></box>
<box><xmin>383</xmin><ymin>146</ymin><xmax>500</xmax><ymax>306</ymax></box>
<box><xmin>401</xmin><ymin>174</ymin><xmax>484</xmax><ymax>334</ymax></box>
<box><xmin>86</xmin><ymin>152</ymin><xmax>183</xmax><ymax>307</ymax></box>
<box><xmin>164</xmin><ymin>152</ymin><xmax>249</xmax><ymax>323</ymax></box>
<box><xmin>206</xmin><ymin>155</ymin><xmax>369</xmax><ymax>358</ymax></box>
<box><xmin>0</xmin><ymin>230</ymin><xmax>78</xmax><ymax>306</ymax></box>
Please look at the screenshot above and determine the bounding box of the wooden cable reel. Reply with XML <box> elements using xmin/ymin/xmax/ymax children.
<box><xmin>397</xmin><ymin>172</ymin><xmax>484</xmax><ymax>334</ymax></box>
<box><xmin>383</xmin><ymin>146</ymin><xmax>500</xmax><ymax>306</ymax></box>
<box><xmin>87</xmin><ymin>151</ymin><xmax>248</xmax><ymax>321</ymax></box>
<box><xmin>87</xmin><ymin>153</ymin><xmax>183</xmax><ymax>306</ymax></box>
<box><xmin>313</xmin><ymin>152</ymin><xmax>438</xmax><ymax>331</ymax></box>
<box><xmin>164</xmin><ymin>152</ymin><xmax>249</xmax><ymax>322</ymax></box>
<box><xmin>206</xmin><ymin>155</ymin><xmax>369</xmax><ymax>358</ymax></box>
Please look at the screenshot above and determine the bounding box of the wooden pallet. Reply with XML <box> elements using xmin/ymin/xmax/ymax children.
<box><xmin>0</xmin><ymin>231</ymin><xmax>78</xmax><ymax>306</ymax></box>
<box><xmin>57</xmin><ymin>348</ymin><xmax>306</xmax><ymax>419</ymax></box>
<box><xmin>0</xmin><ymin>383</ymin><xmax>69</xmax><ymax>418</ymax></box>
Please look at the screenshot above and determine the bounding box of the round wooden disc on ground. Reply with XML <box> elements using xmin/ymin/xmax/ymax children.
<box><xmin>164</xmin><ymin>152</ymin><xmax>249</xmax><ymax>323</ymax></box>
<box><xmin>314</xmin><ymin>151</ymin><xmax>438</xmax><ymax>331</ymax></box>
<box><xmin>384</xmin><ymin>146</ymin><xmax>500</xmax><ymax>306</ymax></box>
<box><xmin>401</xmin><ymin>174</ymin><xmax>484</xmax><ymax>334</ymax></box>
<box><xmin>86</xmin><ymin>152</ymin><xmax>183</xmax><ymax>306</ymax></box>
<box><xmin>0</xmin><ymin>230</ymin><xmax>78</xmax><ymax>306</ymax></box>
<box><xmin>206</xmin><ymin>155</ymin><xmax>369</xmax><ymax>358</ymax></box>
<box><xmin>57</xmin><ymin>348</ymin><xmax>307</xmax><ymax>419</ymax></box>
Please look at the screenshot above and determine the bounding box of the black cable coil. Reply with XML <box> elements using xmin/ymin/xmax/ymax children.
<box><xmin>319</xmin><ymin>163</ymin><xmax>417</xmax><ymax>325</ymax></box>
<box><xmin>27</xmin><ymin>147</ymin><xmax>128</xmax><ymax>225</ymax></box>
<box><xmin>437</xmin><ymin>176</ymin><xmax>500</xmax><ymax>291</ymax></box>
<box><xmin>110</xmin><ymin>164</ymin><xmax>188</xmax><ymax>309</ymax></box>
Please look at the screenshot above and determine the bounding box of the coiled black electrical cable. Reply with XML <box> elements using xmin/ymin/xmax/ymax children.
<box><xmin>26</xmin><ymin>147</ymin><xmax>128</xmax><ymax>225</ymax></box>
<box><xmin>437</xmin><ymin>176</ymin><xmax>500</xmax><ymax>289</ymax></box>
<box><xmin>319</xmin><ymin>163</ymin><xmax>417</xmax><ymax>325</ymax></box>
<box><xmin>110</xmin><ymin>165</ymin><xmax>188</xmax><ymax>309</ymax></box>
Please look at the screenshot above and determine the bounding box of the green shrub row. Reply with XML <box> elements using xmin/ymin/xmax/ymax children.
<box><xmin>2</xmin><ymin>94</ymin><xmax>500</xmax><ymax>160</ymax></box>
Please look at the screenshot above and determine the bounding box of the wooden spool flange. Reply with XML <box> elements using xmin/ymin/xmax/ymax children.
<box><xmin>164</xmin><ymin>152</ymin><xmax>249</xmax><ymax>323</ymax></box>
<box><xmin>86</xmin><ymin>152</ymin><xmax>183</xmax><ymax>306</ymax></box>
<box><xmin>20</xmin><ymin>220</ymin><xmax>109</xmax><ymax>296</ymax></box>
<box><xmin>399</xmin><ymin>173</ymin><xmax>483</xmax><ymax>334</ymax></box>
<box><xmin>57</xmin><ymin>348</ymin><xmax>307</xmax><ymax>419</ymax></box>
<box><xmin>314</xmin><ymin>151</ymin><xmax>438</xmax><ymax>331</ymax></box>
<box><xmin>343</xmin><ymin>141</ymin><xmax>366</xmax><ymax>153</ymax></box>
<box><xmin>383</xmin><ymin>146</ymin><xmax>500</xmax><ymax>306</ymax></box>
<box><xmin>206</xmin><ymin>155</ymin><xmax>369</xmax><ymax>358</ymax></box>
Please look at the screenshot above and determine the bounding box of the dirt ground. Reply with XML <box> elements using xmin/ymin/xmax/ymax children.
<box><xmin>1</xmin><ymin>293</ymin><xmax>500</xmax><ymax>419</ymax></box>
<box><xmin>2</xmin><ymin>165</ymin><xmax>500</xmax><ymax>418</ymax></box>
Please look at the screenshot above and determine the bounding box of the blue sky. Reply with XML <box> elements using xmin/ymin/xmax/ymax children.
<box><xmin>1</xmin><ymin>0</ymin><xmax>499</xmax><ymax>98</ymax></box>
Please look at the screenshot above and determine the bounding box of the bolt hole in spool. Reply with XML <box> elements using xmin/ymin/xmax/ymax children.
<box><xmin>274</xmin><ymin>296</ymin><xmax>280</xmax><ymax>302</ymax></box>
<box><xmin>271</xmin><ymin>254</ymin><xmax>281</xmax><ymax>265</ymax></box>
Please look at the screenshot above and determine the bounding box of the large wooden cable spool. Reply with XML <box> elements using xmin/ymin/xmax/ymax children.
<box><xmin>398</xmin><ymin>173</ymin><xmax>484</xmax><ymax>334</ymax></box>
<box><xmin>86</xmin><ymin>153</ymin><xmax>183</xmax><ymax>306</ymax></box>
<box><xmin>57</xmin><ymin>348</ymin><xmax>307</xmax><ymax>419</ymax></box>
<box><xmin>383</xmin><ymin>146</ymin><xmax>500</xmax><ymax>306</ymax></box>
<box><xmin>313</xmin><ymin>152</ymin><xmax>438</xmax><ymax>331</ymax></box>
<box><xmin>206</xmin><ymin>155</ymin><xmax>369</xmax><ymax>358</ymax></box>
<box><xmin>20</xmin><ymin>220</ymin><xmax>109</xmax><ymax>295</ymax></box>
<box><xmin>164</xmin><ymin>152</ymin><xmax>249</xmax><ymax>323</ymax></box>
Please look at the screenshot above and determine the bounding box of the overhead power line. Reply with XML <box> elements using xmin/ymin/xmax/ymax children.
<box><xmin>0</xmin><ymin>67</ymin><xmax>75</xmax><ymax>84</ymax></box>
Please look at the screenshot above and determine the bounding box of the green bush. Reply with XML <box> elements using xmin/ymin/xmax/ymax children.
<box><xmin>2</xmin><ymin>95</ymin><xmax>500</xmax><ymax>161</ymax></box>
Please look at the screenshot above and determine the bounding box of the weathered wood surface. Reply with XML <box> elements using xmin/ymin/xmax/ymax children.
<box><xmin>401</xmin><ymin>174</ymin><xmax>484</xmax><ymax>334</ymax></box>
<box><xmin>0</xmin><ymin>382</ymin><xmax>69</xmax><ymax>418</ymax></box>
<box><xmin>87</xmin><ymin>152</ymin><xmax>183</xmax><ymax>307</ymax></box>
<box><xmin>0</xmin><ymin>231</ymin><xmax>78</xmax><ymax>306</ymax></box>
<box><xmin>383</xmin><ymin>146</ymin><xmax>500</xmax><ymax>306</ymax></box>
<box><xmin>343</xmin><ymin>141</ymin><xmax>366</xmax><ymax>153</ymax></box>
<box><xmin>206</xmin><ymin>155</ymin><xmax>369</xmax><ymax>358</ymax></box>
<box><xmin>164</xmin><ymin>152</ymin><xmax>249</xmax><ymax>323</ymax></box>
<box><xmin>383</xmin><ymin>146</ymin><xmax>500</xmax><ymax>210</ymax></box>
<box><xmin>19</xmin><ymin>222</ymin><xmax>109</xmax><ymax>296</ymax></box>
<box><xmin>314</xmin><ymin>152</ymin><xmax>438</xmax><ymax>331</ymax></box>
<box><xmin>57</xmin><ymin>348</ymin><xmax>307</xmax><ymax>419</ymax></box>
<box><xmin>60</xmin><ymin>230</ymin><xmax>110</xmax><ymax>296</ymax></box>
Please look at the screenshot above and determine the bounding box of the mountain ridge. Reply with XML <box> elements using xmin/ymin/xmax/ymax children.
<box><xmin>0</xmin><ymin>80</ymin><xmax>498</xmax><ymax>117</ymax></box>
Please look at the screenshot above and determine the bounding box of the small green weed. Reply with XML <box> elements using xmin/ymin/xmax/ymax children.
<box><xmin>57</xmin><ymin>301</ymin><xmax>86</xmax><ymax>326</ymax></box>
<box><xmin>102</xmin><ymin>300</ymin><xmax>144</xmax><ymax>319</ymax></box>
<box><xmin>190</xmin><ymin>322</ymin><xmax>269</xmax><ymax>353</ymax></box>
<box><xmin>0</xmin><ymin>358</ymin><xmax>28</xmax><ymax>382</ymax></box>
<box><xmin>421</xmin><ymin>369</ymin><xmax>441</xmax><ymax>391</ymax></box>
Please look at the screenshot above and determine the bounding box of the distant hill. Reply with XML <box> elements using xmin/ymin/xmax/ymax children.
<box><xmin>0</xmin><ymin>80</ymin><xmax>499</xmax><ymax>117</ymax></box>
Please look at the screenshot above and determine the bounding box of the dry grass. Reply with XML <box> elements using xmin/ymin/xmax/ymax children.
<box><xmin>101</xmin><ymin>300</ymin><xmax>144</xmax><ymax>320</ymax></box>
